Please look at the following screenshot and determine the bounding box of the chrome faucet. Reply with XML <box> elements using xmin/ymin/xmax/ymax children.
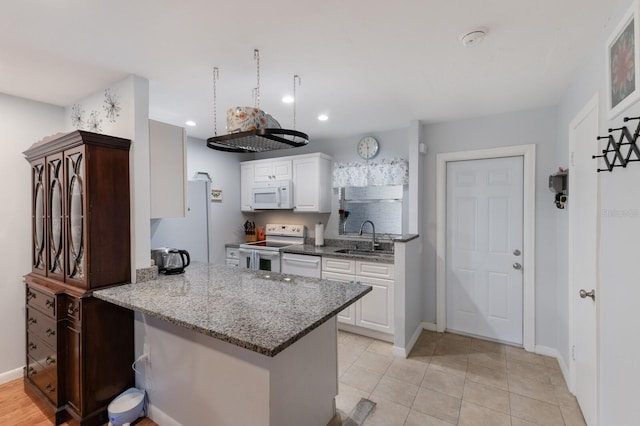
<box><xmin>359</xmin><ymin>220</ymin><xmax>377</xmax><ymax>252</ymax></box>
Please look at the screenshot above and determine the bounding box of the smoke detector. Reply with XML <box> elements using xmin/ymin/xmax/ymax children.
<box><xmin>460</xmin><ymin>27</ymin><xmax>488</xmax><ymax>47</ymax></box>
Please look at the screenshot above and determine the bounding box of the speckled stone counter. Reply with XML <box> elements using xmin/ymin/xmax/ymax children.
<box><xmin>283</xmin><ymin>244</ymin><xmax>396</xmax><ymax>263</ymax></box>
<box><xmin>93</xmin><ymin>262</ymin><xmax>371</xmax><ymax>357</ymax></box>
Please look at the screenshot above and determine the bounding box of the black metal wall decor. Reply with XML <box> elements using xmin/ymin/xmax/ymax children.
<box><xmin>593</xmin><ymin>116</ymin><xmax>640</xmax><ymax>172</ymax></box>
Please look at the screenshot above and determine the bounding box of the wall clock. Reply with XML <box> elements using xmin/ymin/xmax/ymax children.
<box><xmin>357</xmin><ymin>136</ymin><xmax>379</xmax><ymax>159</ymax></box>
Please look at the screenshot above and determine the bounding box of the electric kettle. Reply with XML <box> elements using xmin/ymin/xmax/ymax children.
<box><xmin>162</xmin><ymin>249</ymin><xmax>190</xmax><ymax>274</ymax></box>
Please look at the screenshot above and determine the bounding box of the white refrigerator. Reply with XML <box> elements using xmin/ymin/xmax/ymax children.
<box><xmin>150</xmin><ymin>180</ymin><xmax>213</xmax><ymax>263</ymax></box>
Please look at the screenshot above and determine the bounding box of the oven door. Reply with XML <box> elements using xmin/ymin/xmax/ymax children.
<box><xmin>238</xmin><ymin>248</ymin><xmax>281</xmax><ymax>272</ymax></box>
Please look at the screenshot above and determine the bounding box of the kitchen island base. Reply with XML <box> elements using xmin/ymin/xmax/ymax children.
<box><xmin>136</xmin><ymin>313</ymin><xmax>338</xmax><ymax>426</ymax></box>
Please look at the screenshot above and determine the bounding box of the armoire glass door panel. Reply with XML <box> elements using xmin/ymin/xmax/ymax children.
<box><xmin>65</xmin><ymin>148</ymin><xmax>86</xmax><ymax>284</ymax></box>
<box><xmin>32</xmin><ymin>159</ymin><xmax>46</xmax><ymax>275</ymax></box>
<box><xmin>47</xmin><ymin>154</ymin><xmax>64</xmax><ymax>279</ymax></box>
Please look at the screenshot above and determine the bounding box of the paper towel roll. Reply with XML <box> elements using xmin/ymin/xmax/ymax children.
<box><xmin>315</xmin><ymin>223</ymin><xmax>325</xmax><ymax>247</ymax></box>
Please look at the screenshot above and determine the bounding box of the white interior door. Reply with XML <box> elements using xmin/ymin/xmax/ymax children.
<box><xmin>446</xmin><ymin>156</ymin><xmax>524</xmax><ymax>345</ymax></box>
<box><xmin>569</xmin><ymin>96</ymin><xmax>599</xmax><ymax>426</ymax></box>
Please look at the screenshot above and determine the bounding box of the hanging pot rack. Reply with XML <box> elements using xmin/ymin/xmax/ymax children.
<box><xmin>206</xmin><ymin>50</ymin><xmax>309</xmax><ymax>153</ymax></box>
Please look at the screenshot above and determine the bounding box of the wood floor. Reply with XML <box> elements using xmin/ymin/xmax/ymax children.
<box><xmin>0</xmin><ymin>378</ymin><xmax>156</xmax><ymax>426</ymax></box>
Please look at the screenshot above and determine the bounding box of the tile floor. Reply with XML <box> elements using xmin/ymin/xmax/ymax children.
<box><xmin>335</xmin><ymin>330</ymin><xmax>586</xmax><ymax>426</ymax></box>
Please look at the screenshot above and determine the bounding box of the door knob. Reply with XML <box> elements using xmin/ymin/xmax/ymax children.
<box><xmin>513</xmin><ymin>262</ymin><xmax>522</xmax><ymax>270</ymax></box>
<box><xmin>513</xmin><ymin>249</ymin><xmax>521</xmax><ymax>256</ymax></box>
<box><xmin>579</xmin><ymin>289</ymin><xmax>596</xmax><ymax>301</ymax></box>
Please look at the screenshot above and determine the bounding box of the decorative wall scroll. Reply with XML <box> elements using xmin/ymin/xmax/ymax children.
<box><xmin>593</xmin><ymin>116</ymin><xmax>640</xmax><ymax>172</ymax></box>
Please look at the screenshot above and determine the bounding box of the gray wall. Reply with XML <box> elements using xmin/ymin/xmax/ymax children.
<box><xmin>0</xmin><ymin>93</ymin><xmax>64</xmax><ymax>377</ymax></box>
<box><xmin>248</xmin><ymin>127</ymin><xmax>411</xmax><ymax>240</ymax></box>
<box><xmin>421</xmin><ymin>106</ymin><xmax>562</xmax><ymax>350</ymax></box>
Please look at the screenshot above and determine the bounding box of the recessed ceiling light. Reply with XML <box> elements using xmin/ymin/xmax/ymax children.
<box><xmin>318</xmin><ymin>114</ymin><xmax>329</xmax><ymax>121</ymax></box>
<box><xmin>282</xmin><ymin>96</ymin><xmax>294</xmax><ymax>104</ymax></box>
<box><xmin>185</xmin><ymin>120</ymin><xmax>196</xmax><ymax>127</ymax></box>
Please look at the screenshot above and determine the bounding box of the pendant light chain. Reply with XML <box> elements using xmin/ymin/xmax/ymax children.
<box><xmin>254</xmin><ymin>49</ymin><xmax>260</xmax><ymax>109</ymax></box>
<box><xmin>293</xmin><ymin>75</ymin><xmax>301</xmax><ymax>130</ymax></box>
<box><xmin>212</xmin><ymin>67</ymin><xmax>219</xmax><ymax>136</ymax></box>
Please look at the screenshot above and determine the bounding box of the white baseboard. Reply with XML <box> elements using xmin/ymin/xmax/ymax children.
<box><xmin>422</xmin><ymin>322</ymin><xmax>438</xmax><ymax>332</ymax></box>
<box><xmin>148</xmin><ymin>403</ymin><xmax>183</xmax><ymax>426</ymax></box>
<box><xmin>0</xmin><ymin>367</ymin><xmax>24</xmax><ymax>385</ymax></box>
<box><xmin>392</xmin><ymin>322</ymin><xmax>439</xmax><ymax>358</ymax></box>
<box><xmin>535</xmin><ymin>345</ymin><xmax>571</xmax><ymax>390</ymax></box>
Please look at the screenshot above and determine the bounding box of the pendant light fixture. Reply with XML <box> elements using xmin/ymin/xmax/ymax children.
<box><xmin>207</xmin><ymin>50</ymin><xmax>309</xmax><ymax>153</ymax></box>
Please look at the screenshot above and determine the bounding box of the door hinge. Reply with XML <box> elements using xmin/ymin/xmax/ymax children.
<box><xmin>572</xmin><ymin>345</ymin><xmax>576</xmax><ymax>361</ymax></box>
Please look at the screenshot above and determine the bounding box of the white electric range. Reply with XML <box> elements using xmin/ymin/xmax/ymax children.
<box><xmin>238</xmin><ymin>224</ymin><xmax>305</xmax><ymax>272</ymax></box>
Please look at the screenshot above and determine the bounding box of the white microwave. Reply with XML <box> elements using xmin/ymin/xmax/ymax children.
<box><xmin>251</xmin><ymin>180</ymin><xmax>293</xmax><ymax>210</ymax></box>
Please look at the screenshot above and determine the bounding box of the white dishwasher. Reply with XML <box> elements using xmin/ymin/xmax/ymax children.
<box><xmin>281</xmin><ymin>252</ymin><xmax>321</xmax><ymax>278</ymax></box>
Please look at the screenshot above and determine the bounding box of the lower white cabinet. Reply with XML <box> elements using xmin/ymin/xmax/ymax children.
<box><xmin>322</xmin><ymin>257</ymin><xmax>394</xmax><ymax>335</ymax></box>
<box><xmin>226</xmin><ymin>247</ymin><xmax>240</xmax><ymax>267</ymax></box>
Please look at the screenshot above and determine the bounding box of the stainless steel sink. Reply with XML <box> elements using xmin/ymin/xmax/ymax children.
<box><xmin>334</xmin><ymin>248</ymin><xmax>394</xmax><ymax>257</ymax></box>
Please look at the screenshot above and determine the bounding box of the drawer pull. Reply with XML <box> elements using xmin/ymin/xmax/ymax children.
<box><xmin>45</xmin><ymin>356</ymin><xmax>55</xmax><ymax>366</ymax></box>
<box><xmin>28</xmin><ymin>367</ymin><xmax>37</xmax><ymax>376</ymax></box>
<box><xmin>28</xmin><ymin>342</ymin><xmax>37</xmax><ymax>351</ymax></box>
<box><xmin>27</xmin><ymin>291</ymin><xmax>36</xmax><ymax>301</ymax></box>
<box><xmin>45</xmin><ymin>299</ymin><xmax>54</xmax><ymax>309</ymax></box>
<box><xmin>46</xmin><ymin>384</ymin><xmax>55</xmax><ymax>393</ymax></box>
<box><xmin>67</xmin><ymin>303</ymin><xmax>78</xmax><ymax>315</ymax></box>
<box><xmin>28</xmin><ymin>317</ymin><xmax>37</xmax><ymax>325</ymax></box>
<box><xmin>45</xmin><ymin>328</ymin><xmax>55</xmax><ymax>337</ymax></box>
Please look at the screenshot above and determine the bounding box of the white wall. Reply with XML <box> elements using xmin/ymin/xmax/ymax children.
<box><xmin>0</xmin><ymin>94</ymin><xmax>64</xmax><ymax>379</ymax></box>
<box><xmin>422</xmin><ymin>106</ymin><xmax>561</xmax><ymax>350</ymax></box>
<box><xmin>185</xmin><ymin>136</ymin><xmax>245</xmax><ymax>263</ymax></box>
<box><xmin>557</xmin><ymin>0</ymin><xmax>638</xmax><ymax>422</ymax></box>
<box><xmin>64</xmin><ymin>75</ymin><xmax>151</xmax><ymax>275</ymax></box>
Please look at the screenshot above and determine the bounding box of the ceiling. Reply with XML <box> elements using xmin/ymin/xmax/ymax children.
<box><xmin>0</xmin><ymin>1</ymin><xmax>616</xmax><ymax>141</ymax></box>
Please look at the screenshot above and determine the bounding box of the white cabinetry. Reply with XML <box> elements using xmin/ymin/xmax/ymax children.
<box><xmin>240</xmin><ymin>163</ymin><xmax>254</xmax><ymax>212</ymax></box>
<box><xmin>254</xmin><ymin>159</ymin><xmax>292</xmax><ymax>182</ymax></box>
<box><xmin>149</xmin><ymin>119</ymin><xmax>187</xmax><ymax>218</ymax></box>
<box><xmin>293</xmin><ymin>154</ymin><xmax>332</xmax><ymax>213</ymax></box>
<box><xmin>322</xmin><ymin>257</ymin><xmax>394</xmax><ymax>336</ymax></box>
<box><xmin>240</xmin><ymin>153</ymin><xmax>332</xmax><ymax>213</ymax></box>
<box><xmin>226</xmin><ymin>247</ymin><xmax>239</xmax><ymax>267</ymax></box>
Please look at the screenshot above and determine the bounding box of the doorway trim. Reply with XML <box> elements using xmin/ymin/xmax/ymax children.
<box><xmin>436</xmin><ymin>144</ymin><xmax>536</xmax><ymax>351</ymax></box>
<box><xmin>567</xmin><ymin>92</ymin><xmax>600</xmax><ymax>397</ymax></box>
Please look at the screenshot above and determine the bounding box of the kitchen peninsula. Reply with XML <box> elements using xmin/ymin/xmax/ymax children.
<box><xmin>94</xmin><ymin>262</ymin><xmax>371</xmax><ymax>426</ymax></box>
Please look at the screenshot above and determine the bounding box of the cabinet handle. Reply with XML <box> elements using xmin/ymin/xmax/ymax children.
<box><xmin>28</xmin><ymin>342</ymin><xmax>37</xmax><ymax>351</ymax></box>
<box><xmin>46</xmin><ymin>384</ymin><xmax>55</xmax><ymax>393</ymax></box>
<box><xmin>28</xmin><ymin>367</ymin><xmax>36</xmax><ymax>376</ymax></box>
<box><xmin>45</xmin><ymin>328</ymin><xmax>55</xmax><ymax>337</ymax></box>
<box><xmin>67</xmin><ymin>303</ymin><xmax>78</xmax><ymax>315</ymax></box>
<box><xmin>45</xmin><ymin>299</ymin><xmax>54</xmax><ymax>309</ymax></box>
<box><xmin>27</xmin><ymin>291</ymin><xmax>36</xmax><ymax>301</ymax></box>
<box><xmin>45</xmin><ymin>356</ymin><xmax>55</xmax><ymax>365</ymax></box>
<box><xmin>28</xmin><ymin>317</ymin><xmax>37</xmax><ymax>326</ymax></box>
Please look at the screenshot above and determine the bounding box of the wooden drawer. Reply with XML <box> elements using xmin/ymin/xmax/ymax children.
<box><xmin>322</xmin><ymin>257</ymin><xmax>356</xmax><ymax>274</ymax></box>
<box><xmin>65</xmin><ymin>297</ymin><xmax>81</xmax><ymax>321</ymax></box>
<box><xmin>26</xmin><ymin>308</ymin><xmax>57</xmax><ymax>348</ymax></box>
<box><xmin>27</xmin><ymin>333</ymin><xmax>58</xmax><ymax>372</ymax></box>
<box><xmin>356</xmin><ymin>261</ymin><xmax>395</xmax><ymax>280</ymax></box>
<box><xmin>226</xmin><ymin>247</ymin><xmax>240</xmax><ymax>259</ymax></box>
<box><xmin>26</xmin><ymin>356</ymin><xmax>58</xmax><ymax>404</ymax></box>
<box><xmin>26</xmin><ymin>287</ymin><xmax>56</xmax><ymax>318</ymax></box>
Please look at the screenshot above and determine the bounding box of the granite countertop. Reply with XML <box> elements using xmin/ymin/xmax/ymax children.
<box><xmin>224</xmin><ymin>242</ymin><xmax>242</xmax><ymax>248</ymax></box>
<box><xmin>282</xmin><ymin>244</ymin><xmax>394</xmax><ymax>263</ymax></box>
<box><xmin>93</xmin><ymin>262</ymin><xmax>371</xmax><ymax>357</ymax></box>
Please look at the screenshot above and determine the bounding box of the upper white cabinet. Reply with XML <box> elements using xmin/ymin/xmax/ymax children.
<box><xmin>254</xmin><ymin>159</ymin><xmax>292</xmax><ymax>182</ymax></box>
<box><xmin>149</xmin><ymin>120</ymin><xmax>187</xmax><ymax>218</ymax></box>
<box><xmin>240</xmin><ymin>163</ymin><xmax>254</xmax><ymax>211</ymax></box>
<box><xmin>293</xmin><ymin>154</ymin><xmax>332</xmax><ymax>213</ymax></box>
<box><xmin>240</xmin><ymin>153</ymin><xmax>332</xmax><ymax>213</ymax></box>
